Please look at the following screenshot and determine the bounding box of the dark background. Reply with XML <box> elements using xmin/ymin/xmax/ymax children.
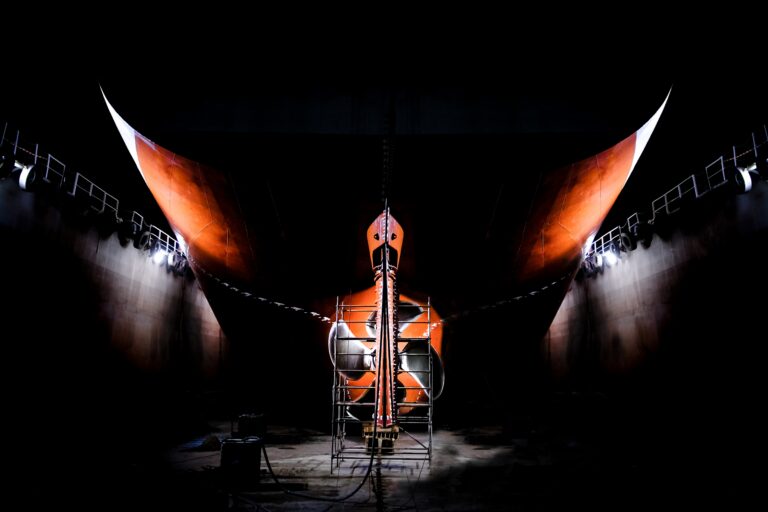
<box><xmin>2</xmin><ymin>33</ymin><xmax>766</xmax><ymax>508</ymax></box>
<box><xmin>3</xmin><ymin>47</ymin><xmax>766</xmax><ymax>299</ymax></box>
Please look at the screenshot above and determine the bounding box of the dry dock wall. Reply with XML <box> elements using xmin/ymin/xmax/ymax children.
<box><xmin>0</xmin><ymin>175</ymin><xmax>229</xmax><ymax>476</ymax></box>
<box><xmin>0</xmin><ymin>178</ymin><xmax>226</xmax><ymax>377</ymax></box>
<box><xmin>546</xmin><ymin>179</ymin><xmax>768</xmax><ymax>383</ymax></box>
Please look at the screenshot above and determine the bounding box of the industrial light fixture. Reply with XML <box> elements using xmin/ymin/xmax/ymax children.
<box><xmin>732</xmin><ymin>166</ymin><xmax>753</xmax><ymax>194</ymax></box>
<box><xmin>136</xmin><ymin>230</ymin><xmax>153</xmax><ymax>251</ymax></box>
<box><xmin>603</xmin><ymin>250</ymin><xmax>618</xmax><ymax>267</ymax></box>
<box><xmin>152</xmin><ymin>249</ymin><xmax>168</xmax><ymax>265</ymax></box>
<box><xmin>731</xmin><ymin>145</ymin><xmax>755</xmax><ymax>194</ymax></box>
<box><xmin>16</xmin><ymin>163</ymin><xmax>37</xmax><ymax>190</ymax></box>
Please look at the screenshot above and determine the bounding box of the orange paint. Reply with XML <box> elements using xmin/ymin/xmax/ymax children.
<box><xmin>516</xmin><ymin>133</ymin><xmax>638</xmax><ymax>283</ymax></box>
<box><xmin>107</xmin><ymin>93</ymin><xmax>664</xmax><ymax>303</ymax></box>
<box><xmin>333</xmin><ymin>285</ymin><xmax>443</xmax><ymax>414</ymax></box>
<box><xmin>367</xmin><ymin>211</ymin><xmax>404</xmax><ymax>269</ymax></box>
<box><xmin>133</xmin><ymin>137</ymin><xmax>257</xmax><ymax>283</ymax></box>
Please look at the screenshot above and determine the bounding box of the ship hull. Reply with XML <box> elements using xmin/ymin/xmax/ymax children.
<box><xmin>103</xmin><ymin>92</ymin><xmax>667</xmax><ymax>414</ymax></box>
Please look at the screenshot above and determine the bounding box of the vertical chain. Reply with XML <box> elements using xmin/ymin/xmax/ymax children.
<box><xmin>381</xmin><ymin>94</ymin><xmax>395</xmax><ymax>204</ymax></box>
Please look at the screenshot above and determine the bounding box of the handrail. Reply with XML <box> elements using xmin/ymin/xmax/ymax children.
<box><xmin>1</xmin><ymin>120</ymin><xmax>185</xmax><ymax>261</ymax></box>
<box><xmin>586</xmin><ymin>124</ymin><xmax>766</xmax><ymax>258</ymax></box>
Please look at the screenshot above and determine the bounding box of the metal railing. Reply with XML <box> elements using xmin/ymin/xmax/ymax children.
<box><xmin>704</xmin><ymin>156</ymin><xmax>728</xmax><ymax>191</ymax></box>
<box><xmin>68</xmin><ymin>172</ymin><xmax>120</xmax><ymax>216</ymax></box>
<box><xmin>42</xmin><ymin>154</ymin><xmax>66</xmax><ymax>188</ymax></box>
<box><xmin>626</xmin><ymin>212</ymin><xmax>643</xmax><ymax>235</ymax></box>
<box><xmin>1</xmin><ymin>120</ymin><xmax>185</xmax><ymax>262</ymax></box>
<box><xmin>591</xmin><ymin>225</ymin><xmax>624</xmax><ymax>255</ymax></box>
<box><xmin>129</xmin><ymin>210</ymin><xmax>145</xmax><ymax>232</ymax></box>
<box><xmin>586</xmin><ymin>124</ymin><xmax>767</xmax><ymax>259</ymax></box>
<box><xmin>148</xmin><ymin>223</ymin><xmax>180</xmax><ymax>253</ymax></box>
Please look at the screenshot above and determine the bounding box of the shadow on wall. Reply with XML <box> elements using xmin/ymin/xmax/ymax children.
<box><xmin>542</xmin><ymin>180</ymin><xmax>768</xmax><ymax>504</ymax></box>
<box><xmin>0</xmin><ymin>179</ymin><xmax>227</xmax><ymax>377</ymax></box>
<box><xmin>0</xmin><ymin>179</ymin><xmax>229</xmax><ymax>497</ymax></box>
<box><xmin>546</xmin><ymin>181</ymin><xmax>768</xmax><ymax>382</ymax></box>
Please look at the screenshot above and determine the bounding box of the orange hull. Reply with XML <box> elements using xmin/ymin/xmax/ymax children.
<box><xmin>103</xmin><ymin>89</ymin><xmax>667</xmax><ymax>407</ymax></box>
<box><xmin>513</xmin><ymin>101</ymin><xmax>666</xmax><ymax>284</ymax></box>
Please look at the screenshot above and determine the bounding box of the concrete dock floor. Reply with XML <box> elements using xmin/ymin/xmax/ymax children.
<box><xmin>161</xmin><ymin>416</ymin><xmax>670</xmax><ymax>512</ymax></box>
<box><xmin>153</xmin><ymin>398</ymin><xmax>756</xmax><ymax>512</ymax></box>
<box><xmin>166</xmin><ymin>424</ymin><xmax>525</xmax><ymax>511</ymax></box>
<box><xmin>17</xmin><ymin>392</ymin><xmax>756</xmax><ymax>511</ymax></box>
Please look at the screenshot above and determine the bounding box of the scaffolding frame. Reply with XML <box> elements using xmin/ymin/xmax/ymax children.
<box><xmin>330</xmin><ymin>298</ymin><xmax>434</xmax><ymax>470</ymax></box>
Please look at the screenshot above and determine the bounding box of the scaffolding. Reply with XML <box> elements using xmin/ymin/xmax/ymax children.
<box><xmin>330</xmin><ymin>299</ymin><xmax>434</xmax><ymax>469</ymax></box>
